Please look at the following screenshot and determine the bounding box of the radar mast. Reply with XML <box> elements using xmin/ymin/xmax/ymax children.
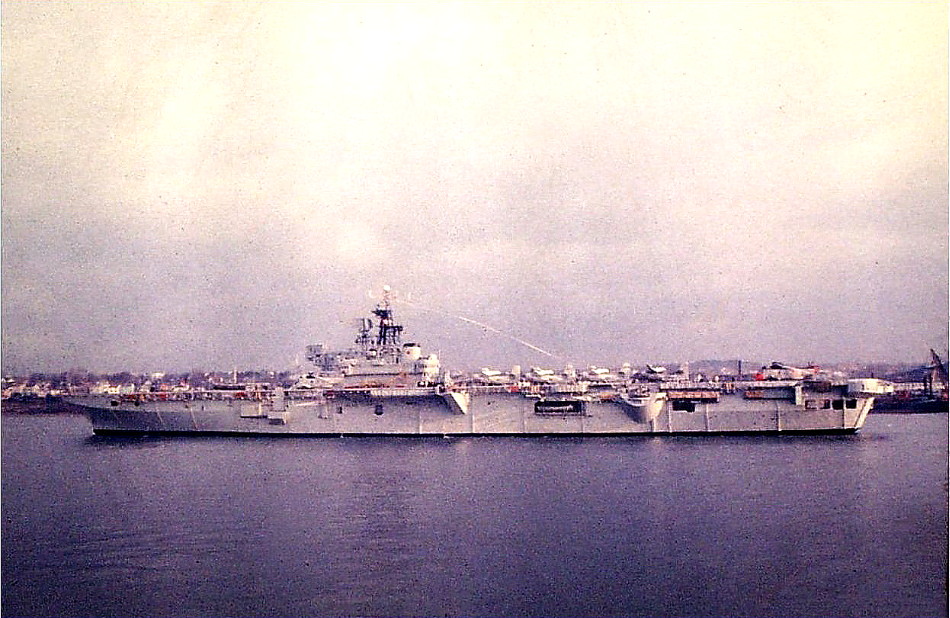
<box><xmin>372</xmin><ymin>286</ymin><xmax>403</xmax><ymax>355</ymax></box>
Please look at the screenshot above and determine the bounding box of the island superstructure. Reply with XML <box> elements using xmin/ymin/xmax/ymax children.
<box><xmin>65</xmin><ymin>289</ymin><xmax>893</xmax><ymax>436</ymax></box>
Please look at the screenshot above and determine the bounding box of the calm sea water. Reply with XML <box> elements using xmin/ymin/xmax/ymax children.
<box><xmin>2</xmin><ymin>411</ymin><xmax>947</xmax><ymax>618</ymax></box>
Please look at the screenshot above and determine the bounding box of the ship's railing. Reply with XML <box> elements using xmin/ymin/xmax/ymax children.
<box><xmin>79</xmin><ymin>390</ymin><xmax>278</xmax><ymax>402</ymax></box>
<box><xmin>284</xmin><ymin>388</ymin><xmax>331</xmax><ymax>400</ymax></box>
<box><xmin>354</xmin><ymin>387</ymin><xmax>436</xmax><ymax>398</ymax></box>
<box><xmin>464</xmin><ymin>384</ymin><xmax>525</xmax><ymax>394</ymax></box>
<box><xmin>461</xmin><ymin>382</ymin><xmax>593</xmax><ymax>396</ymax></box>
<box><xmin>733</xmin><ymin>379</ymin><xmax>801</xmax><ymax>388</ymax></box>
<box><xmin>658</xmin><ymin>381</ymin><xmax>724</xmax><ymax>391</ymax></box>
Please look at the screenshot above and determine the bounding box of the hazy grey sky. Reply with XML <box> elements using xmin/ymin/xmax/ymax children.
<box><xmin>2</xmin><ymin>1</ymin><xmax>947</xmax><ymax>373</ymax></box>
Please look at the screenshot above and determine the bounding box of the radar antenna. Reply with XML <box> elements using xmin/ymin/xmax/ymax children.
<box><xmin>372</xmin><ymin>285</ymin><xmax>404</xmax><ymax>349</ymax></box>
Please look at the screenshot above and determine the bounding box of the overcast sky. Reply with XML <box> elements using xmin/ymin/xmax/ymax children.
<box><xmin>2</xmin><ymin>1</ymin><xmax>947</xmax><ymax>374</ymax></box>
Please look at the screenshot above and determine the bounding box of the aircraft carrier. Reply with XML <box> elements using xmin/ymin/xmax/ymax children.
<box><xmin>65</xmin><ymin>289</ymin><xmax>893</xmax><ymax>436</ymax></box>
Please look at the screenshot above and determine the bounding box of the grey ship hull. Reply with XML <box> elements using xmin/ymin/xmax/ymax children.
<box><xmin>66</xmin><ymin>384</ymin><xmax>875</xmax><ymax>436</ymax></box>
